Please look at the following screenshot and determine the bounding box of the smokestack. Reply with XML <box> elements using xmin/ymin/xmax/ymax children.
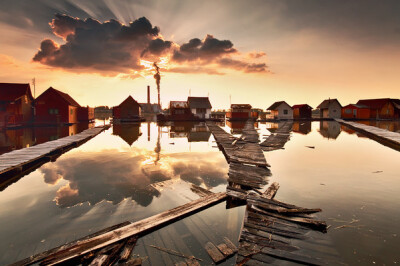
<box><xmin>147</xmin><ymin>85</ymin><xmax>150</xmax><ymax>105</ymax></box>
<box><xmin>153</xmin><ymin>62</ymin><xmax>161</xmax><ymax>108</ymax></box>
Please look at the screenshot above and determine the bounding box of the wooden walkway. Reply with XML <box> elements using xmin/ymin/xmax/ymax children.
<box><xmin>237</xmin><ymin>184</ymin><xmax>333</xmax><ymax>265</ymax></box>
<box><xmin>336</xmin><ymin>119</ymin><xmax>400</xmax><ymax>151</ymax></box>
<box><xmin>260</xmin><ymin>121</ymin><xmax>293</xmax><ymax>151</ymax></box>
<box><xmin>0</xmin><ymin>126</ymin><xmax>108</xmax><ymax>177</ymax></box>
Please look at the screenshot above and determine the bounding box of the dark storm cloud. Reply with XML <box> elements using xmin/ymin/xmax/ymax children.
<box><xmin>141</xmin><ymin>38</ymin><xmax>173</xmax><ymax>57</ymax></box>
<box><xmin>32</xmin><ymin>15</ymin><xmax>163</xmax><ymax>73</ymax></box>
<box><xmin>172</xmin><ymin>35</ymin><xmax>237</xmax><ymax>62</ymax></box>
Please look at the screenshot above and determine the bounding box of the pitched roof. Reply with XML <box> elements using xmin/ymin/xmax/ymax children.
<box><xmin>118</xmin><ymin>95</ymin><xmax>141</xmax><ymax>108</ymax></box>
<box><xmin>292</xmin><ymin>104</ymin><xmax>312</xmax><ymax>109</ymax></box>
<box><xmin>187</xmin><ymin>97</ymin><xmax>212</xmax><ymax>109</ymax></box>
<box><xmin>343</xmin><ymin>104</ymin><xmax>369</xmax><ymax>109</ymax></box>
<box><xmin>0</xmin><ymin>83</ymin><xmax>33</xmax><ymax>102</ymax></box>
<box><xmin>267</xmin><ymin>101</ymin><xmax>291</xmax><ymax>110</ymax></box>
<box><xmin>316</xmin><ymin>99</ymin><xmax>342</xmax><ymax>109</ymax></box>
<box><xmin>231</xmin><ymin>104</ymin><xmax>252</xmax><ymax>109</ymax></box>
<box><xmin>356</xmin><ymin>98</ymin><xmax>392</xmax><ymax>109</ymax></box>
<box><xmin>37</xmin><ymin>87</ymin><xmax>81</xmax><ymax>107</ymax></box>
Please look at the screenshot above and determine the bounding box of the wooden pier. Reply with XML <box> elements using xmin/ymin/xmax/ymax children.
<box><xmin>260</xmin><ymin>121</ymin><xmax>293</xmax><ymax>151</ymax></box>
<box><xmin>0</xmin><ymin>126</ymin><xmax>109</xmax><ymax>177</ymax></box>
<box><xmin>336</xmin><ymin>119</ymin><xmax>400</xmax><ymax>151</ymax></box>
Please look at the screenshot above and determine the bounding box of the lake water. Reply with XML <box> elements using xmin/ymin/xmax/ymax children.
<box><xmin>0</xmin><ymin>120</ymin><xmax>399</xmax><ymax>265</ymax></box>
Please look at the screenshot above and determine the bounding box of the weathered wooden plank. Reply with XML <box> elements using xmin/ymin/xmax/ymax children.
<box><xmin>119</xmin><ymin>237</ymin><xmax>138</xmax><ymax>262</ymax></box>
<box><xmin>261</xmin><ymin>182</ymin><xmax>279</xmax><ymax>199</ymax></box>
<box><xmin>88</xmin><ymin>254</ymin><xmax>108</xmax><ymax>266</ymax></box>
<box><xmin>223</xmin><ymin>237</ymin><xmax>238</xmax><ymax>253</ymax></box>
<box><xmin>244</xmin><ymin>222</ymin><xmax>306</xmax><ymax>240</ymax></box>
<box><xmin>247</xmin><ymin>198</ymin><xmax>322</xmax><ymax>215</ymax></box>
<box><xmin>204</xmin><ymin>242</ymin><xmax>225</xmax><ymax>263</ymax></box>
<box><xmin>19</xmin><ymin>192</ymin><xmax>226</xmax><ymax>266</ymax></box>
<box><xmin>216</xmin><ymin>243</ymin><xmax>233</xmax><ymax>257</ymax></box>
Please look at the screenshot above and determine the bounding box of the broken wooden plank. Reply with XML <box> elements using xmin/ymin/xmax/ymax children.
<box><xmin>119</xmin><ymin>237</ymin><xmax>138</xmax><ymax>262</ymax></box>
<box><xmin>217</xmin><ymin>243</ymin><xmax>234</xmax><ymax>257</ymax></box>
<box><xmin>14</xmin><ymin>193</ymin><xmax>226</xmax><ymax>266</ymax></box>
<box><xmin>262</xmin><ymin>182</ymin><xmax>279</xmax><ymax>199</ymax></box>
<box><xmin>223</xmin><ymin>237</ymin><xmax>238</xmax><ymax>253</ymax></box>
<box><xmin>204</xmin><ymin>242</ymin><xmax>225</xmax><ymax>263</ymax></box>
<box><xmin>88</xmin><ymin>254</ymin><xmax>108</xmax><ymax>266</ymax></box>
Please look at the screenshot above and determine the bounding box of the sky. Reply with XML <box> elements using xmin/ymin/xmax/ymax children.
<box><xmin>0</xmin><ymin>0</ymin><xmax>399</xmax><ymax>109</ymax></box>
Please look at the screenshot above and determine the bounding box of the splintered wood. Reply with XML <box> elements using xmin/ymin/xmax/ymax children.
<box><xmin>236</xmin><ymin>183</ymin><xmax>329</xmax><ymax>265</ymax></box>
<box><xmin>260</xmin><ymin>122</ymin><xmax>293</xmax><ymax>151</ymax></box>
<box><xmin>204</xmin><ymin>237</ymin><xmax>238</xmax><ymax>263</ymax></box>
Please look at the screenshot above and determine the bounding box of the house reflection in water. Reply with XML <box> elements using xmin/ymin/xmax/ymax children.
<box><xmin>318</xmin><ymin>121</ymin><xmax>341</xmax><ymax>140</ymax></box>
<box><xmin>227</xmin><ymin>120</ymin><xmax>258</xmax><ymax>134</ymax></box>
<box><xmin>0</xmin><ymin>123</ymin><xmax>92</xmax><ymax>155</ymax></box>
<box><xmin>292</xmin><ymin>121</ymin><xmax>312</xmax><ymax>135</ymax></box>
<box><xmin>112</xmin><ymin>123</ymin><xmax>142</xmax><ymax>146</ymax></box>
<box><xmin>169</xmin><ymin>122</ymin><xmax>211</xmax><ymax>142</ymax></box>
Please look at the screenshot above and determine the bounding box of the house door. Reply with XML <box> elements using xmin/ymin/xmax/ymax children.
<box><xmin>353</xmin><ymin>109</ymin><xmax>357</xmax><ymax>118</ymax></box>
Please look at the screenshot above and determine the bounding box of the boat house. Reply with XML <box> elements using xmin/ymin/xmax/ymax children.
<box><xmin>113</xmin><ymin>96</ymin><xmax>142</xmax><ymax>123</ymax></box>
<box><xmin>226</xmin><ymin>104</ymin><xmax>252</xmax><ymax>120</ymax></box>
<box><xmin>35</xmin><ymin>87</ymin><xmax>80</xmax><ymax>125</ymax></box>
<box><xmin>0</xmin><ymin>83</ymin><xmax>34</xmax><ymax>128</ymax></box>
<box><xmin>267</xmin><ymin>101</ymin><xmax>293</xmax><ymax>120</ymax></box>
<box><xmin>187</xmin><ymin>97</ymin><xmax>212</xmax><ymax>119</ymax></box>
<box><xmin>292</xmin><ymin>104</ymin><xmax>312</xmax><ymax>119</ymax></box>
<box><xmin>356</xmin><ymin>98</ymin><xmax>400</xmax><ymax>119</ymax></box>
<box><xmin>317</xmin><ymin>99</ymin><xmax>342</xmax><ymax>119</ymax></box>
<box><xmin>341</xmin><ymin>104</ymin><xmax>370</xmax><ymax>119</ymax></box>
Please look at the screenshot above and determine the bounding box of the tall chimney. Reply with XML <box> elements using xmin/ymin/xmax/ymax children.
<box><xmin>147</xmin><ymin>85</ymin><xmax>150</xmax><ymax>105</ymax></box>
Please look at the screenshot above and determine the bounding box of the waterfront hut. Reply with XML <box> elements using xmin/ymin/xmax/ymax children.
<box><xmin>187</xmin><ymin>97</ymin><xmax>212</xmax><ymax>119</ymax></box>
<box><xmin>341</xmin><ymin>104</ymin><xmax>370</xmax><ymax>119</ymax></box>
<box><xmin>0</xmin><ymin>83</ymin><xmax>34</xmax><ymax>128</ymax></box>
<box><xmin>226</xmin><ymin>104</ymin><xmax>252</xmax><ymax>120</ymax></box>
<box><xmin>267</xmin><ymin>101</ymin><xmax>293</xmax><ymax>120</ymax></box>
<box><xmin>112</xmin><ymin>96</ymin><xmax>143</xmax><ymax>122</ymax></box>
<box><xmin>356</xmin><ymin>98</ymin><xmax>400</xmax><ymax>119</ymax></box>
<box><xmin>168</xmin><ymin>101</ymin><xmax>194</xmax><ymax>120</ymax></box>
<box><xmin>316</xmin><ymin>99</ymin><xmax>342</xmax><ymax>119</ymax></box>
<box><xmin>35</xmin><ymin>87</ymin><xmax>80</xmax><ymax>125</ymax></box>
<box><xmin>78</xmin><ymin>106</ymin><xmax>95</xmax><ymax>122</ymax></box>
<box><xmin>292</xmin><ymin>104</ymin><xmax>312</xmax><ymax>119</ymax></box>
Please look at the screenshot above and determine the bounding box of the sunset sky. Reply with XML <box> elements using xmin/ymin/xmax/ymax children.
<box><xmin>0</xmin><ymin>0</ymin><xmax>399</xmax><ymax>109</ymax></box>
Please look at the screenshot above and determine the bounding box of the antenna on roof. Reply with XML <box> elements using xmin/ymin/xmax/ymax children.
<box><xmin>32</xmin><ymin>77</ymin><xmax>36</xmax><ymax>98</ymax></box>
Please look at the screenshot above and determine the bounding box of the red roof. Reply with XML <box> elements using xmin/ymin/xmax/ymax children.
<box><xmin>356</xmin><ymin>98</ymin><xmax>391</xmax><ymax>109</ymax></box>
<box><xmin>292</xmin><ymin>104</ymin><xmax>312</xmax><ymax>109</ymax></box>
<box><xmin>343</xmin><ymin>104</ymin><xmax>369</xmax><ymax>109</ymax></box>
<box><xmin>37</xmin><ymin>87</ymin><xmax>81</xmax><ymax>107</ymax></box>
<box><xmin>0</xmin><ymin>83</ymin><xmax>33</xmax><ymax>102</ymax></box>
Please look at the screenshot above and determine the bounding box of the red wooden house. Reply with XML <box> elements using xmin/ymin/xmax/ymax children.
<box><xmin>78</xmin><ymin>106</ymin><xmax>95</xmax><ymax>122</ymax></box>
<box><xmin>356</xmin><ymin>98</ymin><xmax>400</xmax><ymax>119</ymax></box>
<box><xmin>112</xmin><ymin>96</ymin><xmax>143</xmax><ymax>122</ymax></box>
<box><xmin>226</xmin><ymin>104</ymin><xmax>252</xmax><ymax>120</ymax></box>
<box><xmin>341</xmin><ymin>104</ymin><xmax>370</xmax><ymax>119</ymax></box>
<box><xmin>35</xmin><ymin>87</ymin><xmax>81</xmax><ymax>125</ymax></box>
<box><xmin>292</xmin><ymin>104</ymin><xmax>312</xmax><ymax>119</ymax></box>
<box><xmin>0</xmin><ymin>83</ymin><xmax>34</xmax><ymax>128</ymax></box>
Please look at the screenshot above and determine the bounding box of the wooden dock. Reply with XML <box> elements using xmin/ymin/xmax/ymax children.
<box><xmin>0</xmin><ymin>126</ymin><xmax>109</xmax><ymax>177</ymax></box>
<box><xmin>260</xmin><ymin>121</ymin><xmax>293</xmax><ymax>151</ymax></box>
<box><xmin>336</xmin><ymin>119</ymin><xmax>400</xmax><ymax>151</ymax></box>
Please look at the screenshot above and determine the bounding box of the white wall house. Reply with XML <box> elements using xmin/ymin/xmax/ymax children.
<box><xmin>187</xmin><ymin>97</ymin><xmax>212</xmax><ymax>119</ymax></box>
<box><xmin>267</xmin><ymin>101</ymin><xmax>293</xmax><ymax>120</ymax></box>
<box><xmin>317</xmin><ymin>99</ymin><xmax>342</xmax><ymax>119</ymax></box>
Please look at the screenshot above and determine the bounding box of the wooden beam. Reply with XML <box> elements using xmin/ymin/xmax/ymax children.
<box><xmin>14</xmin><ymin>193</ymin><xmax>227</xmax><ymax>266</ymax></box>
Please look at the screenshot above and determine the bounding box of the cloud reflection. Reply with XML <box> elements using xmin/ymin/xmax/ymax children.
<box><xmin>40</xmin><ymin>149</ymin><xmax>227</xmax><ymax>208</ymax></box>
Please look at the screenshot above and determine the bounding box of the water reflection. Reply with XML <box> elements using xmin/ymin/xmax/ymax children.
<box><xmin>292</xmin><ymin>121</ymin><xmax>312</xmax><ymax>135</ymax></box>
<box><xmin>168</xmin><ymin>122</ymin><xmax>211</xmax><ymax>142</ymax></box>
<box><xmin>112</xmin><ymin>123</ymin><xmax>142</xmax><ymax>146</ymax></box>
<box><xmin>318</xmin><ymin>121</ymin><xmax>341</xmax><ymax>139</ymax></box>
<box><xmin>0</xmin><ymin>123</ymin><xmax>94</xmax><ymax>155</ymax></box>
<box><xmin>357</xmin><ymin>120</ymin><xmax>400</xmax><ymax>132</ymax></box>
<box><xmin>227</xmin><ymin>121</ymin><xmax>258</xmax><ymax>134</ymax></box>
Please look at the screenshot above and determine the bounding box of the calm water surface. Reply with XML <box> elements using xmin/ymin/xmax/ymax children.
<box><xmin>0</xmin><ymin>120</ymin><xmax>399</xmax><ymax>265</ymax></box>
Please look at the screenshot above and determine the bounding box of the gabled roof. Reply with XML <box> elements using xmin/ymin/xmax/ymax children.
<box><xmin>292</xmin><ymin>104</ymin><xmax>312</xmax><ymax>109</ymax></box>
<box><xmin>187</xmin><ymin>97</ymin><xmax>212</xmax><ymax>109</ymax></box>
<box><xmin>0</xmin><ymin>83</ymin><xmax>33</xmax><ymax>102</ymax></box>
<box><xmin>317</xmin><ymin>99</ymin><xmax>342</xmax><ymax>109</ymax></box>
<box><xmin>231</xmin><ymin>104</ymin><xmax>252</xmax><ymax>109</ymax></box>
<box><xmin>37</xmin><ymin>87</ymin><xmax>81</xmax><ymax>107</ymax></box>
<box><xmin>118</xmin><ymin>95</ymin><xmax>141</xmax><ymax>108</ymax></box>
<box><xmin>356</xmin><ymin>98</ymin><xmax>392</xmax><ymax>109</ymax></box>
<box><xmin>267</xmin><ymin>101</ymin><xmax>292</xmax><ymax>110</ymax></box>
<box><xmin>343</xmin><ymin>104</ymin><xmax>369</xmax><ymax>109</ymax></box>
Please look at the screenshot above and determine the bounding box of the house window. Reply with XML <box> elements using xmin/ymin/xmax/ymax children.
<box><xmin>70</xmin><ymin>109</ymin><xmax>73</xmax><ymax>115</ymax></box>
<box><xmin>345</xmin><ymin>109</ymin><xmax>352</xmax><ymax>114</ymax></box>
<box><xmin>49</xmin><ymin>108</ymin><xmax>59</xmax><ymax>115</ymax></box>
<box><xmin>196</xmin><ymin>108</ymin><xmax>206</xmax><ymax>114</ymax></box>
<box><xmin>283</xmin><ymin>109</ymin><xmax>288</xmax><ymax>115</ymax></box>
